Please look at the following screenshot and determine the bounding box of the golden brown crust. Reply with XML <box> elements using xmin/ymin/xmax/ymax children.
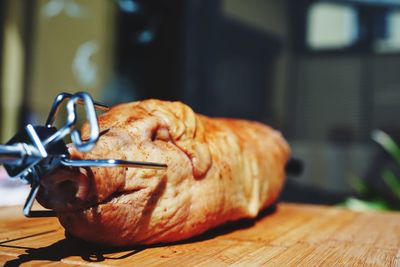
<box><xmin>49</xmin><ymin>99</ymin><xmax>290</xmax><ymax>245</ymax></box>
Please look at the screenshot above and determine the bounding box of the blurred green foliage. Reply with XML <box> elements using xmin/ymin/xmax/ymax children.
<box><xmin>341</xmin><ymin>130</ymin><xmax>400</xmax><ymax>211</ymax></box>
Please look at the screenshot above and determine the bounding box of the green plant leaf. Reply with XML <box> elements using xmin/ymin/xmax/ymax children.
<box><xmin>371</xmin><ymin>129</ymin><xmax>400</xmax><ymax>164</ymax></box>
<box><xmin>349</xmin><ymin>175</ymin><xmax>369</xmax><ymax>195</ymax></box>
<box><xmin>382</xmin><ymin>169</ymin><xmax>400</xmax><ymax>200</ymax></box>
<box><xmin>340</xmin><ymin>197</ymin><xmax>390</xmax><ymax>211</ymax></box>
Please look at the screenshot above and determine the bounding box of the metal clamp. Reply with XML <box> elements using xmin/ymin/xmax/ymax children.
<box><xmin>44</xmin><ymin>92</ymin><xmax>109</xmax><ymax>152</ymax></box>
<box><xmin>0</xmin><ymin>92</ymin><xmax>167</xmax><ymax>217</ymax></box>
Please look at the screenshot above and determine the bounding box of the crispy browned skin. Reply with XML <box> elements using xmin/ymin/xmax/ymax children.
<box><xmin>37</xmin><ymin>99</ymin><xmax>290</xmax><ymax>246</ymax></box>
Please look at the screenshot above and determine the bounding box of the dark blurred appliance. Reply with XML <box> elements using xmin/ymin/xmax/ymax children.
<box><xmin>113</xmin><ymin>0</ymin><xmax>282</xmax><ymax>125</ymax></box>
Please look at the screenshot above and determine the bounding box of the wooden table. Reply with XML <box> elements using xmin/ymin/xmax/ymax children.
<box><xmin>0</xmin><ymin>203</ymin><xmax>399</xmax><ymax>266</ymax></box>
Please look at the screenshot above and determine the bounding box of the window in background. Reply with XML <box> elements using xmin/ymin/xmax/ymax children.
<box><xmin>374</xmin><ymin>9</ymin><xmax>400</xmax><ymax>53</ymax></box>
<box><xmin>306</xmin><ymin>2</ymin><xmax>359</xmax><ymax>50</ymax></box>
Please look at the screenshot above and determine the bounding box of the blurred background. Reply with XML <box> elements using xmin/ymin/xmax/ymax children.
<box><xmin>1</xmin><ymin>0</ymin><xmax>400</xmax><ymax>210</ymax></box>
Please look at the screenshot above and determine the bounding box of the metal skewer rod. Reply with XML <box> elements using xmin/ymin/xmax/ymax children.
<box><xmin>0</xmin><ymin>144</ymin><xmax>28</xmax><ymax>165</ymax></box>
<box><xmin>61</xmin><ymin>158</ymin><xmax>168</xmax><ymax>170</ymax></box>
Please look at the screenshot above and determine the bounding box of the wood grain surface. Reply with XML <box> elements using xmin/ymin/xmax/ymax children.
<box><xmin>0</xmin><ymin>203</ymin><xmax>399</xmax><ymax>266</ymax></box>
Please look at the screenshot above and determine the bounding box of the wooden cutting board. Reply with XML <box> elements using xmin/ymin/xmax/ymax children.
<box><xmin>0</xmin><ymin>203</ymin><xmax>399</xmax><ymax>266</ymax></box>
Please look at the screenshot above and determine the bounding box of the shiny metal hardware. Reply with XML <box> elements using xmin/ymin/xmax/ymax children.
<box><xmin>0</xmin><ymin>92</ymin><xmax>167</xmax><ymax>217</ymax></box>
<box><xmin>61</xmin><ymin>158</ymin><xmax>168</xmax><ymax>169</ymax></box>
